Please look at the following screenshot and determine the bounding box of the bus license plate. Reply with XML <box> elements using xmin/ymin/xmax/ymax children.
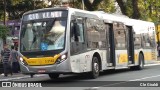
<box><xmin>38</xmin><ymin>69</ymin><xmax>46</xmax><ymax>73</ymax></box>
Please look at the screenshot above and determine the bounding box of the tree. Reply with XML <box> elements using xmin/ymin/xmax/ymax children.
<box><xmin>0</xmin><ymin>25</ymin><xmax>9</xmax><ymax>43</ymax></box>
<box><xmin>1</xmin><ymin>0</ymin><xmax>160</xmax><ymax>22</ymax></box>
<box><xmin>48</xmin><ymin>0</ymin><xmax>61</xmax><ymax>7</ymax></box>
<box><xmin>98</xmin><ymin>0</ymin><xmax>115</xmax><ymax>13</ymax></box>
<box><xmin>116</xmin><ymin>0</ymin><xmax>141</xmax><ymax>19</ymax></box>
<box><xmin>132</xmin><ymin>0</ymin><xmax>140</xmax><ymax>19</ymax></box>
<box><xmin>78</xmin><ymin>0</ymin><xmax>103</xmax><ymax>11</ymax></box>
<box><xmin>8</xmin><ymin>0</ymin><xmax>47</xmax><ymax>20</ymax></box>
<box><xmin>0</xmin><ymin>0</ymin><xmax>47</xmax><ymax>20</ymax></box>
<box><xmin>116</xmin><ymin>0</ymin><xmax>127</xmax><ymax>15</ymax></box>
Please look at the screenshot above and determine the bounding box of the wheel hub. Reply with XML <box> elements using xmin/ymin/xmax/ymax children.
<box><xmin>94</xmin><ymin>63</ymin><xmax>99</xmax><ymax>73</ymax></box>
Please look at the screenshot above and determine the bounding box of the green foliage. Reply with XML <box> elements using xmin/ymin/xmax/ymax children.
<box><xmin>116</xmin><ymin>0</ymin><xmax>140</xmax><ymax>19</ymax></box>
<box><xmin>78</xmin><ymin>0</ymin><xmax>103</xmax><ymax>11</ymax></box>
<box><xmin>73</xmin><ymin>0</ymin><xmax>82</xmax><ymax>9</ymax></box>
<box><xmin>0</xmin><ymin>25</ymin><xmax>9</xmax><ymax>39</ymax></box>
<box><xmin>125</xmin><ymin>0</ymin><xmax>132</xmax><ymax>17</ymax></box>
<box><xmin>11</xmin><ymin>0</ymin><xmax>22</xmax><ymax>5</ymax></box>
<box><xmin>126</xmin><ymin>0</ymin><xmax>160</xmax><ymax>21</ymax></box>
<box><xmin>98</xmin><ymin>0</ymin><xmax>115</xmax><ymax>13</ymax></box>
<box><xmin>0</xmin><ymin>0</ymin><xmax>47</xmax><ymax>20</ymax></box>
<box><xmin>49</xmin><ymin>0</ymin><xmax>61</xmax><ymax>6</ymax></box>
<box><xmin>0</xmin><ymin>0</ymin><xmax>160</xmax><ymax>23</ymax></box>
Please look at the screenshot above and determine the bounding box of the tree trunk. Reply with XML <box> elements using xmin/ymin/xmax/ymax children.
<box><xmin>83</xmin><ymin>0</ymin><xmax>103</xmax><ymax>11</ymax></box>
<box><xmin>83</xmin><ymin>0</ymin><xmax>94</xmax><ymax>11</ymax></box>
<box><xmin>116</xmin><ymin>0</ymin><xmax>127</xmax><ymax>15</ymax></box>
<box><xmin>132</xmin><ymin>0</ymin><xmax>140</xmax><ymax>19</ymax></box>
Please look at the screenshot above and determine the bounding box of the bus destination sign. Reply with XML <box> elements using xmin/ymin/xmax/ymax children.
<box><xmin>23</xmin><ymin>11</ymin><xmax>67</xmax><ymax>21</ymax></box>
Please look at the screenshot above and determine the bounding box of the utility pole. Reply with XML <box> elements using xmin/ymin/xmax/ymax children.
<box><xmin>33</xmin><ymin>0</ymin><xmax>35</xmax><ymax>9</ymax></box>
<box><xmin>73</xmin><ymin>0</ymin><xmax>74</xmax><ymax>7</ymax></box>
<box><xmin>155</xmin><ymin>0</ymin><xmax>159</xmax><ymax>46</ymax></box>
<box><xmin>82</xmin><ymin>0</ymin><xmax>84</xmax><ymax>10</ymax></box>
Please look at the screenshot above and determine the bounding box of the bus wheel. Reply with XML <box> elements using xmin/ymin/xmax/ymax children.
<box><xmin>136</xmin><ymin>53</ymin><xmax>144</xmax><ymax>70</ymax></box>
<box><xmin>48</xmin><ymin>73</ymin><xmax>60</xmax><ymax>79</ymax></box>
<box><xmin>90</xmin><ymin>57</ymin><xmax>100</xmax><ymax>79</ymax></box>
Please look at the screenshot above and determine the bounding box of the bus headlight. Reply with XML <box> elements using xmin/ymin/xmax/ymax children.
<box><xmin>20</xmin><ymin>57</ymin><xmax>23</xmax><ymax>62</ymax></box>
<box><xmin>19</xmin><ymin>57</ymin><xmax>28</xmax><ymax>65</ymax></box>
<box><xmin>61</xmin><ymin>54</ymin><xmax>67</xmax><ymax>60</ymax></box>
<box><xmin>56</xmin><ymin>53</ymin><xmax>68</xmax><ymax>64</ymax></box>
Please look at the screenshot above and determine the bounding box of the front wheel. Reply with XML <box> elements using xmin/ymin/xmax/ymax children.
<box><xmin>48</xmin><ymin>73</ymin><xmax>60</xmax><ymax>79</ymax></box>
<box><xmin>89</xmin><ymin>57</ymin><xmax>100</xmax><ymax>79</ymax></box>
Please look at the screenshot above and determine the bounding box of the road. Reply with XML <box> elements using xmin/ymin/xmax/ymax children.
<box><xmin>1</xmin><ymin>63</ymin><xmax>160</xmax><ymax>90</ymax></box>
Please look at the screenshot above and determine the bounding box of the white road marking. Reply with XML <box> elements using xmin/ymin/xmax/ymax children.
<box><xmin>129</xmin><ymin>74</ymin><xmax>160</xmax><ymax>81</ymax></box>
<box><xmin>90</xmin><ymin>87</ymin><xmax>100</xmax><ymax>90</ymax></box>
<box><xmin>90</xmin><ymin>74</ymin><xmax>160</xmax><ymax>88</ymax></box>
<box><xmin>89</xmin><ymin>62</ymin><xmax>160</xmax><ymax>89</ymax></box>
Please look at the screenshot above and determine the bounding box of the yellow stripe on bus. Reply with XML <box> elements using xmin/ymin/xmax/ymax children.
<box><xmin>118</xmin><ymin>54</ymin><xmax>128</xmax><ymax>64</ymax></box>
<box><xmin>22</xmin><ymin>54</ymin><xmax>60</xmax><ymax>66</ymax></box>
<box><xmin>144</xmin><ymin>52</ymin><xmax>156</xmax><ymax>61</ymax></box>
<box><xmin>118</xmin><ymin>53</ymin><xmax>140</xmax><ymax>64</ymax></box>
<box><xmin>134</xmin><ymin>54</ymin><xmax>138</xmax><ymax>61</ymax></box>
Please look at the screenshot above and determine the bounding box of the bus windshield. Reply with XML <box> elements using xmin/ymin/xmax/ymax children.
<box><xmin>20</xmin><ymin>18</ymin><xmax>67</xmax><ymax>52</ymax></box>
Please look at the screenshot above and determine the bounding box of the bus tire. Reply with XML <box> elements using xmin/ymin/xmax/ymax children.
<box><xmin>136</xmin><ymin>53</ymin><xmax>144</xmax><ymax>70</ymax></box>
<box><xmin>90</xmin><ymin>57</ymin><xmax>100</xmax><ymax>79</ymax></box>
<box><xmin>48</xmin><ymin>73</ymin><xmax>59</xmax><ymax>79</ymax></box>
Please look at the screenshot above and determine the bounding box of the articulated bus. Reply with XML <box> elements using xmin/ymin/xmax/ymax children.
<box><xmin>19</xmin><ymin>7</ymin><xmax>157</xmax><ymax>79</ymax></box>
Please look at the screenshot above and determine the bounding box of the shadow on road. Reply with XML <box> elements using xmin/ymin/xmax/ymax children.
<box><xmin>29</xmin><ymin>68</ymin><xmax>149</xmax><ymax>87</ymax></box>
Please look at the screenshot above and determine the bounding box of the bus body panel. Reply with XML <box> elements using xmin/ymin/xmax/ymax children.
<box><xmin>19</xmin><ymin>58</ymin><xmax>72</xmax><ymax>74</ymax></box>
<box><xmin>70</xmin><ymin>49</ymin><xmax>103</xmax><ymax>73</ymax></box>
<box><xmin>115</xmin><ymin>50</ymin><xmax>128</xmax><ymax>68</ymax></box>
<box><xmin>19</xmin><ymin>7</ymin><xmax>157</xmax><ymax>76</ymax></box>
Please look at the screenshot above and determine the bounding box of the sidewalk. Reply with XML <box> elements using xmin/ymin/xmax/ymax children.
<box><xmin>0</xmin><ymin>72</ymin><xmax>46</xmax><ymax>81</ymax></box>
<box><xmin>0</xmin><ymin>73</ymin><xmax>30</xmax><ymax>80</ymax></box>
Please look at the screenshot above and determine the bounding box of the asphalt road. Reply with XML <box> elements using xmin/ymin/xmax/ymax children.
<box><xmin>0</xmin><ymin>64</ymin><xmax>160</xmax><ymax>90</ymax></box>
<box><xmin>1</xmin><ymin>62</ymin><xmax>160</xmax><ymax>90</ymax></box>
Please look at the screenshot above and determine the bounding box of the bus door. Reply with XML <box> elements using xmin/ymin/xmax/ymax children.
<box><xmin>126</xmin><ymin>26</ymin><xmax>135</xmax><ymax>65</ymax></box>
<box><xmin>106</xmin><ymin>23</ymin><xmax>116</xmax><ymax>67</ymax></box>
<box><xmin>113</xmin><ymin>22</ymin><xmax>128</xmax><ymax>68</ymax></box>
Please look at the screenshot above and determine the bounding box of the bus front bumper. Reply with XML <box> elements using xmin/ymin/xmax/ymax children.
<box><xmin>19</xmin><ymin>59</ymin><xmax>71</xmax><ymax>74</ymax></box>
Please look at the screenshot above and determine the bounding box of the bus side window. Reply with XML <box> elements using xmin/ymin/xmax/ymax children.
<box><xmin>70</xmin><ymin>17</ymin><xmax>85</xmax><ymax>55</ymax></box>
<box><xmin>70</xmin><ymin>21</ymin><xmax>84</xmax><ymax>42</ymax></box>
<box><xmin>71</xmin><ymin>22</ymin><xmax>79</xmax><ymax>42</ymax></box>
